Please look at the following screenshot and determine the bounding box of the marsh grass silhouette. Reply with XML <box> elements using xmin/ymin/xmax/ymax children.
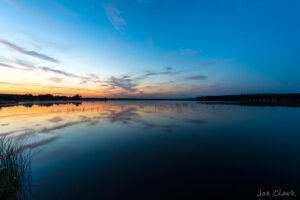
<box><xmin>0</xmin><ymin>136</ymin><xmax>32</xmax><ymax>200</ymax></box>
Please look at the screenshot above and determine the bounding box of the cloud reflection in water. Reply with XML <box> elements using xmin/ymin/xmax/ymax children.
<box><xmin>0</xmin><ymin>101</ymin><xmax>208</xmax><ymax>152</ymax></box>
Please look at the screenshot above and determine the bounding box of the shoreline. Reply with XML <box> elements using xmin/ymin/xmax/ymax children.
<box><xmin>0</xmin><ymin>100</ymin><xmax>82</xmax><ymax>107</ymax></box>
<box><xmin>197</xmin><ymin>100</ymin><xmax>300</xmax><ymax>107</ymax></box>
<box><xmin>1</xmin><ymin>99</ymin><xmax>300</xmax><ymax>108</ymax></box>
<box><xmin>1</xmin><ymin>93</ymin><xmax>300</xmax><ymax>108</ymax></box>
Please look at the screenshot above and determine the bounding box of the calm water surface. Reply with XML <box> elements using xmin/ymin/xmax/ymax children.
<box><xmin>1</xmin><ymin>101</ymin><xmax>300</xmax><ymax>199</ymax></box>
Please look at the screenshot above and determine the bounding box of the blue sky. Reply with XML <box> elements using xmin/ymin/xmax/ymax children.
<box><xmin>0</xmin><ymin>0</ymin><xmax>299</xmax><ymax>97</ymax></box>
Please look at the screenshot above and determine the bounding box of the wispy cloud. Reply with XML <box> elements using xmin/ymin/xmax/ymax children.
<box><xmin>110</xmin><ymin>76</ymin><xmax>137</xmax><ymax>92</ymax></box>
<box><xmin>198</xmin><ymin>58</ymin><xmax>233</xmax><ymax>67</ymax></box>
<box><xmin>137</xmin><ymin>67</ymin><xmax>181</xmax><ymax>80</ymax></box>
<box><xmin>0</xmin><ymin>81</ymin><xmax>26</xmax><ymax>86</ymax></box>
<box><xmin>0</xmin><ymin>58</ymin><xmax>101</xmax><ymax>86</ymax></box>
<box><xmin>88</xmin><ymin>74</ymin><xmax>99</xmax><ymax>79</ymax></box>
<box><xmin>39</xmin><ymin>67</ymin><xmax>77</xmax><ymax>78</ymax></box>
<box><xmin>0</xmin><ymin>39</ymin><xmax>59</xmax><ymax>63</ymax></box>
<box><xmin>104</xmin><ymin>2</ymin><xmax>127</xmax><ymax>32</ymax></box>
<box><xmin>48</xmin><ymin>77</ymin><xmax>64</xmax><ymax>83</ymax></box>
<box><xmin>180</xmin><ymin>48</ymin><xmax>202</xmax><ymax>55</ymax></box>
<box><xmin>185</xmin><ymin>75</ymin><xmax>207</xmax><ymax>80</ymax></box>
<box><xmin>105</xmin><ymin>67</ymin><xmax>181</xmax><ymax>94</ymax></box>
<box><xmin>140</xmin><ymin>71</ymin><xmax>158</xmax><ymax>79</ymax></box>
<box><xmin>0</xmin><ymin>75</ymin><xmax>102</xmax><ymax>95</ymax></box>
<box><xmin>0</xmin><ymin>63</ymin><xmax>29</xmax><ymax>71</ymax></box>
<box><xmin>160</xmin><ymin>67</ymin><xmax>181</xmax><ymax>75</ymax></box>
<box><xmin>15</xmin><ymin>60</ymin><xmax>36</xmax><ymax>69</ymax></box>
<box><xmin>39</xmin><ymin>67</ymin><xmax>102</xmax><ymax>85</ymax></box>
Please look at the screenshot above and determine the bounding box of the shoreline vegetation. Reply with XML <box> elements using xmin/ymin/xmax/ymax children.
<box><xmin>0</xmin><ymin>93</ymin><xmax>300</xmax><ymax>107</ymax></box>
<box><xmin>0</xmin><ymin>94</ymin><xmax>83</xmax><ymax>107</ymax></box>
<box><xmin>196</xmin><ymin>93</ymin><xmax>300</xmax><ymax>107</ymax></box>
<box><xmin>0</xmin><ymin>136</ymin><xmax>32</xmax><ymax>200</ymax></box>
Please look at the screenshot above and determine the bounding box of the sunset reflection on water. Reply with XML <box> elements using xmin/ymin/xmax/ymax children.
<box><xmin>1</xmin><ymin>101</ymin><xmax>300</xmax><ymax>200</ymax></box>
<box><xmin>0</xmin><ymin>101</ymin><xmax>207</xmax><ymax>147</ymax></box>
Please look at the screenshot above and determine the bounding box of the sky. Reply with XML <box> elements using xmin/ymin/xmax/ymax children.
<box><xmin>0</xmin><ymin>0</ymin><xmax>299</xmax><ymax>98</ymax></box>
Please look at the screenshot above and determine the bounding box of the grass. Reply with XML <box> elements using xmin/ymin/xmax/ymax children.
<box><xmin>0</xmin><ymin>136</ymin><xmax>32</xmax><ymax>200</ymax></box>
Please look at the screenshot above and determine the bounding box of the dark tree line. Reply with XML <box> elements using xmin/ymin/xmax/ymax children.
<box><xmin>196</xmin><ymin>93</ymin><xmax>300</xmax><ymax>102</ymax></box>
<box><xmin>0</xmin><ymin>94</ymin><xmax>82</xmax><ymax>102</ymax></box>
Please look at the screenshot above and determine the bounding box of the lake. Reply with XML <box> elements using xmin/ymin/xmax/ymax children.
<box><xmin>1</xmin><ymin>101</ymin><xmax>299</xmax><ymax>199</ymax></box>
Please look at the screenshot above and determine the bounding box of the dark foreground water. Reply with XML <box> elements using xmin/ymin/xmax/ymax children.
<box><xmin>1</xmin><ymin>101</ymin><xmax>299</xmax><ymax>199</ymax></box>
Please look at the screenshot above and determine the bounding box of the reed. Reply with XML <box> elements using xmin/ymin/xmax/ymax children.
<box><xmin>0</xmin><ymin>136</ymin><xmax>32</xmax><ymax>200</ymax></box>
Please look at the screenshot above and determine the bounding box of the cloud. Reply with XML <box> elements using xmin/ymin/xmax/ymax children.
<box><xmin>110</xmin><ymin>76</ymin><xmax>137</xmax><ymax>92</ymax></box>
<box><xmin>0</xmin><ymin>39</ymin><xmax>59</xmax><ymax>63</ymax></box>
<box><xmin>0</xmin><ymin>79</ymin><xmax>101</xmax><ymax>95</ymax></box>
<box><xmin>160</xmin><ymin>67</ymin><xmax>180</xmax><ymax>75</ymax></box>
<box><xmin>0</xmin><ymin>81</ymin><xmax>30</xmax><ymax>86</ymax></box>
<box><xmin>80</xmin><ymin>80</ymin><xmax>87</xmax><ymax>84</ymax></box>
<box><xmin>0</xmin><ymin>64</ymin><xmax>100</xmax><ymax>85</ymax></box>
<box><xmin>39</xmin><ymin>67</ymin><xmax>96</xmax><ymax>84</ymax></box>
<box><xmin>180</xmin><ymin>48</ymin><xmax>202</xmax><ymax>55</ymax></box>
<box><xmin>135</xmin><ymin>71</ymin><xmax>157</xmax><ymax>80</ymax></box>
<box><xmin>0</xmin><ymin>63</ymin><xmax>28</xmax><ymax>71</ymax></box>
<box><xmin>39</xmin><ymin>66</ymin><xmax>78</xmax><ymax>77</ymax></box>
<box><xmin>104</xmin><ymin>2</ymin><xmax>127</xmax><ymax>31</ymax></box>
<box><xmin>185</xmin><ymin>75</ymin><xmax>207</xmax><ymax>80</ymax></box>
<box><xmin>39</xmin><ymin>67</ymin><xmax>102</xmax><ymax>85</ymax></box>
<box><xmin>48</xmin><ymin>77</ymin><xmax>64</xmax><ymax>83</ymax></box>
<box><xmin>144</xmin><ymin>72</ymin><xmax>158</xmax><ymax>77</ymax></box>
<box><xmin>88</xmin><ymin>74</ymin><xmax>99</xmax><ymax>79</ymax></box>
<box><xmin>15</xmin><ymin>60</ymin><xmax>36</xmax><ymax>69</ymax></box>
<box><xmin>198</xmin><ymin>58</ymin><xmax>233</xmax><ymax>67</ymax></box>
<box><xmin>106</xmin><ymin>67</ymin><xmax>181</xmax><ymax>94</ymax></box>
<box><xmin>137</xmin><ymin>67</ymin><xmax>180</xmax><ymax>80</ymax></box>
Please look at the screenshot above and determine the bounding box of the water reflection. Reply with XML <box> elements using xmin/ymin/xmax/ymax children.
<box><xmin>0</xmin><ymin>102</ymin><xmax>81</xmax><ymax>109</ymax></box>
<box><xmin>0</xmin><ymin>101</ymin><xmax>299</xmax><ymax>199</ymax></box>
<box><xmin>0</xmin><ymin>102</ymin><xmax>203</xmax><ymax>140</ymax></box>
